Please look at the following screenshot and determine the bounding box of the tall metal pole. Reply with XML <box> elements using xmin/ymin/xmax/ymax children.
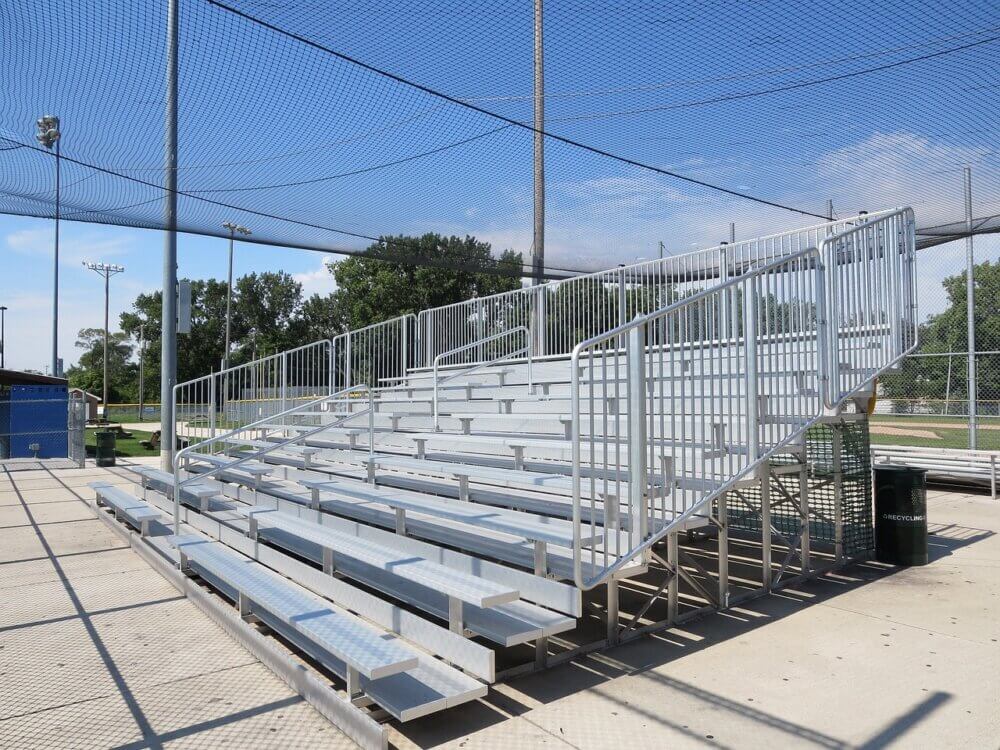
<box><xmin>103</xmin><ymin>270</ymin><xmax>109</xmax><ymax>409</ymax></box>
<box><xmin>225</xmin><ymin>228</ymin><xmax>234</xmax><ymax>370</ymax></box>
<box><xmin>0</xmin><ymin>306</ymin><xmax>6</xmax><ymax>369</ymax></box>
<box><xmin>53</xmin><ymin>139</ymin><xmax>60</xmax><ymax>376</ymax></box>
<box><xmin>729</xmin><ymin>222</ymin><xmax>735</xmax><ymax>244</ymax></box>
<box><xmin>964</xmin><ymin>166</ymin><xmax>977</xmax><ymax>451</ymax></box>
<box><xmin>532</xmin><ymin>0</ymin><xmax>544</xmax><ymax>285</ymax></box>
<box><xmin>161</xmin><ymin>0</ymin><xmax>180</xmax><ymax>471</ymax></box>
<box><xmin>138</xmin><ymin>325</ymin><xmax>145</xmax><ymax>422</ymax></box>
<box><xmin>826</xmin><ymin>198</ymin><xmax>834</xmax><ymax>221</ymax></box>
<box><xmin>84</xmin><ymin>262</ymin><xmax>124</xmax><ymax>417</ymax></box>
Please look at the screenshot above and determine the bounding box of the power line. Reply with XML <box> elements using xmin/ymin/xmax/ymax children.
<box><xmin>206</xmin><ymin>0</ymin><xmax>830</xmax><ymax>220</ymax></box>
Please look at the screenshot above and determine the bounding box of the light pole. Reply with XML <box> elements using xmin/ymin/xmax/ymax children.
<box><xmin>222</xmin><ymin>221</ymin><xmax>251</xmax><ymax>372</ymax></box>
<box><xmin>83</xmin><ymin>262</ymin><xmax>125</xmax><ymax>417</ymax></box>
<box><xmin>36</xmin><ymin>115</ymin><xmax>61</xmax><ymax>376</ymax></box>
<box><xmin>0</xmin><ymin>305</ymin><xmax>7</xmax><ymax>369</ymax></box>
<box><xmin>137</xmin><ymin>324</ymin><xmax>146</xmax><ymax>422</ymax></box>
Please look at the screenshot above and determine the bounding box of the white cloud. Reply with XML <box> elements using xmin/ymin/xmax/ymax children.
<box><xmin>293</xmin><ymin>256</ymin><xmax>338</xmax><ymax>298</ymax></box>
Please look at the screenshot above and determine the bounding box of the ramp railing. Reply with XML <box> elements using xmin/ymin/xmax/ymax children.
<box><xmin>568</xmin><ymin>207</ymin><xmax>917</xmax><ymax>589</ymax></box>
<box><xmin>172</xmin><ymin>339</ymin><xmax>333</xmax><ymax>446</ymax></box>
<box><xmin>431</xmin><ymin>326</ymin><xmax>533</xmax><ymax>429</ymax></box>
<box><xmin>171</xmin><ymin>384</ymin><xmax>374</xmax><ymax>534</ymax></box>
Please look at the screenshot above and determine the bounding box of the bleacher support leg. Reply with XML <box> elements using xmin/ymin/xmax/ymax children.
<box><xmin>761</xmin><ymin>469</ymin><xmax>772</xmax><ymax>591</ymax></box>
<box><xmin>666</xmin><ymin>532</ymin><xmax>678</xmax><ymax>623</ymax></box>
<box><xmin>606</xmin><ymin>578</ymin><xmax>619</xmax><ymax>645</ymax></box>
<box><xmin>799</xmin><ymin>464</ymin><xmax>811</xmax><ymax>573</ymax></box>
<box><xmin>717</xmin><ymin>492</ymin><xmax>729</xmax><ymax>609</ymax></box>
<box><xmin>448</xmin><ymin>597</ymin><xmax>464</xmax><ymax>635</ymax></box>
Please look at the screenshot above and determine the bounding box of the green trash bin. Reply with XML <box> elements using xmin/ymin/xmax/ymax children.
<box><xmin>95</xmin><ymin>430</ymin><xmax>117</xmax><ymax>467</ymax></box>
<box><xmin>874</xmin><ymin>465</ymin><xmax>928</xmax><ymax>565</ymax></box>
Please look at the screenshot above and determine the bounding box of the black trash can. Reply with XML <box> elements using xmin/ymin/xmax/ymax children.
<box><xmin>874</xmin><ymin>465</ymin><xmax>928</xmax><ymax>565</ymax></box>
<box><xmin>95</xmin><ymin>430</ymin><xmax>117</xmax><ymax>467</ymax></box>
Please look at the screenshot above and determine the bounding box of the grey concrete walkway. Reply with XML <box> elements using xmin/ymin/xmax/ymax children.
<box><xmin>393</xmin><ymin>486</ymin><xmax>1000</xmax><ymax>749</ymax></box>
<box><xmin>1</xmin><ymin>463</ymin><xmax>997</xmax><ymax>749</ymax></box>
<box><xmin>0</xmin><ymin>460</ymin><xmax>352</xmax><ymax>749</ymax></box>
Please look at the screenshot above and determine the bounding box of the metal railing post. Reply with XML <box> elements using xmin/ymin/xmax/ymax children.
<box><xmin>627</xmin><ymin>321</ymin><xmax>648</xmax><ymax>547</ymax></box>
<box><xmin>618</xmin><ymin>269</ymin><xmax>627</xmax><ymax>327</ymax></box>
<box><xmin>743</xmin><ymin>275</ymin><xmax>761</xmax><ymax>462</ymax></box>
<box><xmin>209</xmin><ymin>376</ymin><xmax>216</xmax><ymax>440</ymax></box>
<box><xmin>280</xmin><ymin>353</ymin><xmax>288</xmax><ymax>422</ymax></box>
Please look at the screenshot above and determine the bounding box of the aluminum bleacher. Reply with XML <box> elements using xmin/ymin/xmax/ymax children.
<box><xmin>94</xmin><ymin>208</ymin><xmax>917</xmax><ymax>748</ymax></box>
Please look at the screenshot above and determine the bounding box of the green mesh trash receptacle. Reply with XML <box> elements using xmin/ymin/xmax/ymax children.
<box><xmin>874</xmin><ymin>466</ymin><xmax>928</xmax><ymax>566</ymax></box>
<box><xmin>95</xmin><ymin>430</ymin><xmax>116</xmax><ymax>467</ymax></box>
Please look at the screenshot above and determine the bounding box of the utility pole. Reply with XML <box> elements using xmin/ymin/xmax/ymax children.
<box><xmin>964</xmin><ymin>166</ymin><xmax>977</xmax><ymax>450</ymax></box>
<box><xmin>729</xmin><ymin>222</ymin><xmax>736</xmax><ymax>244</ymax></box>
<box><xmin>83</xmin><ymin>262</ymin><xmax>125</xmax><ymax>417</ymax></box>
<box><xmin>826</xmin><ymin>199</ymin><xmax>834</xmax><ymax>221</ymax></box>
<box><xmin>659</xmin><ymin>241</ymin><xmax>665</xmax><ymax>261</ymax></box>
<box><xmin>138</xmin><ymin>324</ymin><xmax>145</xmax><ymax>422</ymax></box>
<box><xmin>161</xmin><ymin>0</ymin><xmax>180</xmax><ymax>471</ymax></box>
<box><xmin>532</xmin><ymin>0</ymin><xmax>544</xmax><ymax>285</ymax></box>
<box><xmin>36</xmin><ymin>115</ymin><xmax>61</xmax><ymax>376</ymax></box>
<box><xmin>222</xmin><ymin>222</ymin><xmax>251</xmax><ymax>372</ymax></box>
<box><xmin>0</xmin><ymin>305</ymin><xmax>6</xmax><ymax>369</ymax></box>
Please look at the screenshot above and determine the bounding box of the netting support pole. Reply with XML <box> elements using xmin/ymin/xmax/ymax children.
<box><xmin>531</xmin><ymin>0</ymin><xmax>545</xmax><ymax>286</ymax></box>
<box><xmin>160</xmin><ymin>0</ymin><xmax>179</xmax><ymax>471</ymax></box>
<box><xmin>799</xmin><ymin>463</ymin><xmax>811</xmax><ymax>573</ymax></box>
<box><xmin>964</xmin><ymin>166</ymin><xmax>977</xmax><ymax>451</ymax></box>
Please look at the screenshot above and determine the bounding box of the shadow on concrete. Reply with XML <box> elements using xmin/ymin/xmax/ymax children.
<box><xmin>926</xmin><ymin>521</ymin><xmax>994</xmax><ymax>563</ymax></box>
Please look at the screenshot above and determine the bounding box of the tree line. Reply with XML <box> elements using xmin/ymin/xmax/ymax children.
<box><xmin>66</xmin><ymin>234</ymin><xmax>522</xmax><ymax>403</ymax></box>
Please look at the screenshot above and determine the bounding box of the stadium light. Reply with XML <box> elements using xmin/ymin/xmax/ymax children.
<box><xmin>35</xmin><ymin>115</ymin><xmax>61</xmax><ymax>376</ymax></box>
<box><xmin>82</xmin><ymin>262</ymin><xmax>125</xmax><ymax>414</ymax></box>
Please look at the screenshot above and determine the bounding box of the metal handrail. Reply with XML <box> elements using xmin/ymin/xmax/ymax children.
<box><xmin>568</xmin><ymin>247</ymin><xmax>824</xmax><ymax>589</ymax></box>
<box><xmin>171</xmin><ymin>384</ymin><xmax>373</xmax><ymax>535</ymax></box>
<box><xmin>432</xmin><ymin>326</ymin><xmax>533</xmax><ymax>430</ymax></box>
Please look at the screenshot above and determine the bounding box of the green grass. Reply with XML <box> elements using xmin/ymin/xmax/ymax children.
<box><xmin>85</xmin><ymin>428</ymin><xmax>159</xmax><ymax>458</ymax></box>
<box><xmin>869</xmin><ymin>422</ymin><xmax>999</xmax><ymax>451</ymax></box>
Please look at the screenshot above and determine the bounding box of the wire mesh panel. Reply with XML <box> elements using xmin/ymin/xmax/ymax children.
<box><xmin>730</xmin><ymin>419</ymin><xmax>874</xmax><ymax>558</ymax></box>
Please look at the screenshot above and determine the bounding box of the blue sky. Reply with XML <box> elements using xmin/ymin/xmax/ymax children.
<box><xmin>1</xmin><ymin>0</ymin><xmax>999</xmax><ymax>371</ymax></box>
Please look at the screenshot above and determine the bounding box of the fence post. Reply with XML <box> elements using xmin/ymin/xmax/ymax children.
<box><xmin>815</xmin><ymin>244</ymin><xmax>834</xmax><ymax>412</ymax></box>
<box><xmin>627</xmin><ymin>321</ymin><xmax>648</xmax><ymax>548</ymax></box>
<box><xmin>618</xmin><ymin>268</ymin><xmax>628</xmax><ymax>327</ymax></box>
<box><xmin>743</xmin><ymin>275</ymin><xmax>761</xmax><ymax>462</ymax></box>
<box><xmin>401</xmin><ymin>317</ymin><xmax>408</xmax><ymax>381</ymax></box>
<box><xmin>280</xmin><ymin>353</ymin><xmax>288</xmax><ymax>421</ymax></box>
<box><xmin>532</xmin><ymin>285</ymin><xmax>546</xmax><ymax>359</ymax></box>
<box><xmin>209</xmin><ymin>376</ymin><xmax>216</xmax><ymax>440</ymax></box>
<box><xmin>476</xmin><ymin>299</ymin><xmax>485</xmax><ymax>363</ymax></box>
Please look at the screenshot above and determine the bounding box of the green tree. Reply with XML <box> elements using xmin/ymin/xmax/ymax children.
<box><xmin>324</xmin><ymin>234</ymin><xmax>523</xmax><ymax>331</ymax></box>
<box><xmin>881</xmin><ymin>260</ymin><xmax>1000</xmax><ymax>412</ymax></box>
<box><xmin>65</xmin><ymin>328</ymin><xmax>136</xmax><ymax>404</ymax></box>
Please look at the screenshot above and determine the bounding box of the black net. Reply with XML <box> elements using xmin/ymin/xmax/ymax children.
<box><xmin>2</xmin><ymin>0</ymin><xmax>999</xmax><ymax>273</ymax></box>
<box><xmin>729</xmin><ymin>418</ymin><xmax>874</xmax><ymax>558</ymax></box>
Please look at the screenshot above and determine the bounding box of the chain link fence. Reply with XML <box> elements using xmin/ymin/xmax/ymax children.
<box><xmin>877</xmin><ymin>351</ymin><xmax>1000</xmax><ymax>453</ymax></box>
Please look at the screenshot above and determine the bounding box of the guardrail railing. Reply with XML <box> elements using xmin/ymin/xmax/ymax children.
<box><xmin>823</xmin><ymin>208</ymin><xmax>917</xmax><ymax>406</ymax></box>
<box><xmin>171</xmin><ymin>384</ymin><xmax>374</xmax><ymax>534</ymax></box>
<box><xmin>418</xmin><ymin>209</ymin><xmax>901</xmax><ymax>367</ymax></box>
<box><xmin>172</xmin><ymin>339</ymin><xmax>333</xmax><ymax>446</ymax></box>
<box><xmin>331</xmin><ymin>314</ymin><xmax>416</xmax><ymax>392</ymax></box>
<box><xmin>432</xmin><ymin>326</ymin><xmax>533</xmax><ymax>430</ymax></box>
<box><xmin>568</xmin><ymin>207</ymin><xmax>917</xmax><ymax>589</ymax></box>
